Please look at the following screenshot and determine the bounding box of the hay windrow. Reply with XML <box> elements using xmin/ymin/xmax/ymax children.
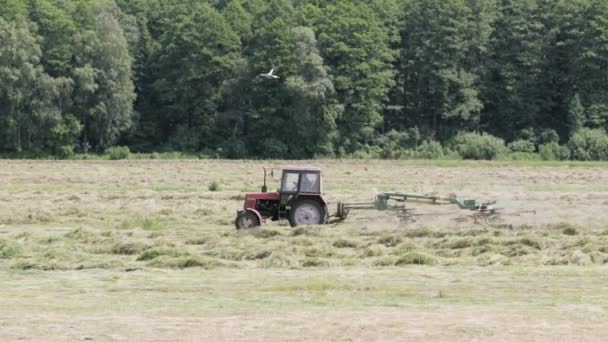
<box><xmin>2</xmin><ymin>222</ymin><xmax>608</xmax><ymax>269</ymax></box>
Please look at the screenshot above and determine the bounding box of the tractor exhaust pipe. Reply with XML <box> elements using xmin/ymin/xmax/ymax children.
<box><xmin>261</xmin><ymin>168</ymin><xmax>268</xmax><ymax>193</ymax></box>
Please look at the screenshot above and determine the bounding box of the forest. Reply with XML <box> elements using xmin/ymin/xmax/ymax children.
<box><xmin>0</xmin><ymin>0</ymin><xmax>607</xmax><ymax>160</ymax></box>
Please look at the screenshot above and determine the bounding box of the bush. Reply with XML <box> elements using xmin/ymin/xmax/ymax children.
<box><xmin>375</xmin><ymin>130</ymin><xmax>410</xmax><ymax>159</ymax></box>
<box><xmin>105</xmin><ymin>146</ymin><xmax>131</xmax><ymax>160</ymax></box>
<box><xmin>56</xmin><ymin>145</ymin><xmax>76</xmax><ymax>159</ymax></box>
<box><xmin>515</xmin><ymin>128</ymin><xmax>536</xmax><ymax>142</ymax></box>
<box><xmin>350</xmin><ymin>145</ymin><xmax>382</xmax><ymax>159</ymax></box>
<box><xmin>568</xmin><ymin>128</ymin><xmax>608</xmax><ymax>161</ymax></box>
<box><xmin>508</xmin><ymin>139</ymin><xmax>535</xmax><ymax>153</ymax></box>
<box><xmin>559</xmin><ymin>145</ymin><xmax>571</xmax><ymax>160</ymax></box>
<box><xmin>539</xmin><ymin>129</ymin><xmax>560</xmax><ymax>144</ymax></box>
<box><xmin>208</xmin><ymin>180</ymin><xmax>221</xmax><ymax>192</ymax></box>
<box><xmin>452</xmin><ymin>132</ymin><xmax>508</xmax><ymax>160</ymax></box>
<box><xmin>538</xmin><ymin>142</ymin><xmax>570</xmax><ymax>161</ymax></box>
<box><xmin>539</xmin><ymin>142</ymin><xmax>559</xmax><ymax>160</ymax></box>
<box><xmin>505</xmin><ymin>152</ymin><xmax>541</xmax><ymax>161</ymax></box>
<box><xmin>416</xmin><ymin>140</ymin><xmax>444</xmax><ymax>159</ymax></box>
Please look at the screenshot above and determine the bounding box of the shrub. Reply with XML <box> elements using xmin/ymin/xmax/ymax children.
<box><xmin>452</xmin><ymin>132</ymin><xmax>508</xmax><ymax>160</ymax></box>
<box><xmin>508</xmin><ymin>139</ymin><xmax>535</xmax><ymax>153</ymax></box>
<box><xmin>105</xmin><ymin>146</ymin><xmax>131</xmax><ymax>160</ymax></box>
<box><xmin>515</xmin><ymin>128</ymin><xmax>536</xmax><ymax>142</ymax></box>
<box><xmin>568</xmin><ymin>128</ymin><xmax>608</xmax><ymax>161</ymax></box>
<box><xmin>441</xmin><ymin>147</ymin><xmax>462</xmax><ymax>160</ymax></box>
<box><xmin>417</xmin><ymin>140</ymin><xmax>444</xmax><ymax>159</ymax></box>
<box><xmin>559</xmin><ymin>145</ymin><xmax>571</xmax><ymax>160</ymax></box>
<box><xmin>350</xmin><ymin>145</ymin><xmax>383</xmax><ymax>159</ymax></box>
<box><xmin>57</xmin><ymin>145</ymin><xmax>76</xmax><ymax>159</ymax></box>
<box><xmin>375</xmin><ymin>130</ymin><xmax>410</xmax><ymax>159</ymax></box>
<box><xmin>208</xmin><ymin>180</ymin><xmax>221</xmax><ymax>192</ymax></box>
<box><xmin>539</xmin><ymin>142</ymin><xmax>559</xmax><ymax>160</ymax></box>
<box><xmin>539</xmin><ymin>129</ymin><xmax>560</xmax><ymax>144</ymax></box>
<box><xmin>506</xmin><ymin>152</ymin><xmax>541</xmax><ymax>161</ymax></box>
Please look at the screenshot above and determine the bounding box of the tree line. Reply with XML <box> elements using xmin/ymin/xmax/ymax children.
<box><xmin>0</xmin><ymin>0</ymin><xmax>607</xmax><ymax>160</ymax></box>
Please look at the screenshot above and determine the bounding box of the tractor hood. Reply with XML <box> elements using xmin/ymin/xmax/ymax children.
<box><xmin>245</xmin><ymin>192</ymin><xmax>280</xmax><ymax>200</ymax></box>
<box><xmin>244</xmin><ymin>192</ymin><xmax>280</xmax><ymax>209</ymax></box>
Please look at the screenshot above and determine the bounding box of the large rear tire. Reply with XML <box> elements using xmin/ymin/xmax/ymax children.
<box><xmin>235</xmin><ymin>211</ymin><xmax>260</xmax><ymax>230</ymax></box>
<box><xmin>288</xmin><ymin>199</ymin><xmax>326</xmax><ymax>227</ymax></box>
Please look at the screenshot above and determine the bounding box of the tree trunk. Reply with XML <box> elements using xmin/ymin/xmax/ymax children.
<box><xmin>16</xmin><ymin>126</ymin><xmax>22</xmax><ymax>152</ymax></box>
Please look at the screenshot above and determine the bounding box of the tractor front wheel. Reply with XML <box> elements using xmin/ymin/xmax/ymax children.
<box><xmin>289</xmin><ymin>199</ymin><xmax>326</xmax><ymax>227</ymax></box>
<box><xmin>235</xmin><ymin>211</ymin><xmax>260</xmax><ymax>230</ymax></box>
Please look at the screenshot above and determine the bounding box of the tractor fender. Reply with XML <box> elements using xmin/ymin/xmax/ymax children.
<box><xmin>243</xmin><ymin>208</ymin><xmax>263</xmax><ymax>224</ymax></box>
<box><xmin>295</xmin><ymin>194</ymin><xmax>328</xmax><ymax>207</ymax></box>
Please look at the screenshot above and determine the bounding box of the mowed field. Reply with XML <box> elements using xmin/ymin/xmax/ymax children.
<box><xmin>1</xmin><ymin>159</ymin><xmax>608</xmax><ymax>341</ymax></box>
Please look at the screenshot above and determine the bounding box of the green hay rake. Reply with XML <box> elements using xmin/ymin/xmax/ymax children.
<box><xmin>332</xmin><ymin>192</ymin><xmax>508</xmax><ymax>224</ymax></box>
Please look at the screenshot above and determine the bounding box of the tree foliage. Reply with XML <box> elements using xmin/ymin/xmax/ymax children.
<box><xmin>1</xmin><ymin>0</ymin><xmax>608</xmax><ymax>160</ymax></box>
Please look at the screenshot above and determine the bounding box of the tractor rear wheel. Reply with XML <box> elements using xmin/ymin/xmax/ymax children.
<box><xmin>289</xmin><ymin>199</ymin><xmax>326</xmax><ymax>227</ymax></box>
<box><xmin>235</xmin><ymin>211</ymin><xmax>260</xmax><ymax>230</ymax></box>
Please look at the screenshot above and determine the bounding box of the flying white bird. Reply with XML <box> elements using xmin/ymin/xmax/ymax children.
<box><xmin>259</xmin><ymin>68</ymin><xmax>280</xmax><ymax>79</ymax></box>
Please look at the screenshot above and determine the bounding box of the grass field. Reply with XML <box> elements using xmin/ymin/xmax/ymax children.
<box><xmin>1</xmin><ymin>160</ymin><xmax>608</xmax><ymax>340</ymax></box>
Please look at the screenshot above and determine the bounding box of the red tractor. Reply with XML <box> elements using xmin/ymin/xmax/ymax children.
<box><xmin>235</xmin><ymin>167</ymin><xmax>329</xmax><ymax>229</ymax></box>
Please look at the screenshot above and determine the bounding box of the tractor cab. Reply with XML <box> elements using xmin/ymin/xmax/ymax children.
<box><xmin>235</xmin><ymin>167</ymin><xmax>328</xmax><ymax>229</ymax></box>
<box><xmin>278</xmin><ymin>167</ymin><xmax>322</xmax><ymax>205</ymax></box>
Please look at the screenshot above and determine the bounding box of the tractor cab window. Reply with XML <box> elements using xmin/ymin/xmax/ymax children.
<box><xmin>281</xmin><ymin>172</ymin><xmax>300</xmax><ymax>192</ymax></box>
<box><xmin>300</xmin><ymin>173</ymin><xmax>320</xmax><ymax>193</ymax></box>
